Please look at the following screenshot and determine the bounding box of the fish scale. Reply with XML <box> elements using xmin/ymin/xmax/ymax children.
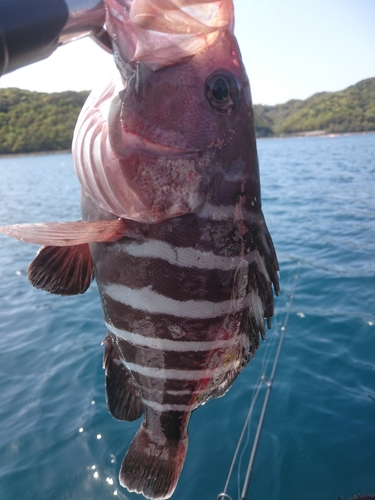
<box><xmin>0</xmin><ymin>1</ymin><xmax>279</xmax><ymax>498</ymax></box>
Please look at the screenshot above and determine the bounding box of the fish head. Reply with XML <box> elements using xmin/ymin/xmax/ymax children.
<box><xmin>105</xmin><ymin>31</ymin><xmax>260</xmax><ymax>222</ymax></box>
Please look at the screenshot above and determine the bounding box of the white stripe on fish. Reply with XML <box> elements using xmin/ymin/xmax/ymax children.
<box><xmin>104</xmin><ymin>283</ymin><xmax>248</xmax><ymax>319</ymax></box>
<box><xmin>142</xmin><ymin>400</ymin><xmax>192</xmax><ymax>413</ymax></box>
<box><xmin>107</xmin><ymin>322</ymin><xmax>237</xmax><ymax>351</ymax></box>
<box><xmin>113</xmin><ymin>238</ymin><xmax>252</xmax><ymax>270</ymax></box>
<box><xmin>122</xmin><ymin>360</ymin><xmax>228</xmax><ymax>381</ymax></box>
<box><xmin>198</xmin><ymin>202</ymin><xmax>262</xmax><ymax>221</ymax></box>
<box><xmin>166</xmin><ymin>389</ymin><xmax>205</xmax><ymax>396</ymax></box>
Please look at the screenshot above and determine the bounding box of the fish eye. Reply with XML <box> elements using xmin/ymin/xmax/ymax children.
<box><xmin>205</xmin><ymin>71</ymin><xmax>241</xmax><ymax>112</ymax></box>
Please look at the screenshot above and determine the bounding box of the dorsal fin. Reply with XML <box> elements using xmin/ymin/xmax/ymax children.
<box><xmin>28</xmin><ymin>244</ymin><xmax>94</xmax><ymax>296</ymax></box>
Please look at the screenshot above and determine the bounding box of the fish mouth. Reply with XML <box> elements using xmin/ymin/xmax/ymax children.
<box><xmin>121</xmin><ymin>130</ymin><xmax>200</xmax><ymax>157</ymax></box>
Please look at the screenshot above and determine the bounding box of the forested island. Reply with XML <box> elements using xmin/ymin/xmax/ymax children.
<box><xmin>0</xmin><ymin>89</ymin><xmax>89</xmax><ymax>155</ymax></box>
<box><xmin>0</xmin><ymin>77</ymin><xmax>374</xmax><ymax>154</ymax></box>
<box><xmin>254</xmin><ymin>77</ymin><xmax>375</xmax><ymax>137</ymax></box>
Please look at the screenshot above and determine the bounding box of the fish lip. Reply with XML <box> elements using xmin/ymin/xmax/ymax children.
<box><xmin>121</xmin><ymin>129</ymin><xmax>200</xmax><ymax>157</ymax></box>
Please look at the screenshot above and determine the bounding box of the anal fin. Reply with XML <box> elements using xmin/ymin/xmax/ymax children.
<box><xmin>103</xmin><ymin>334</ymin><xmax>144</xmax><ymax>421</ymax></box>
<box><xmin>28</xmin><ymin>244</ymin><xmax>94</xmax><ymax>295</ymax></box>
<box><xmin>207</xmin><ymin>368</ymin><xmax>240</xmax><ymax>401</ymax></box>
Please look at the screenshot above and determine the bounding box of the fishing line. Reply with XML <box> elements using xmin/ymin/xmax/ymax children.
<box><xmin>235</xmin><ymin>320</ymin><xmax>281</xmax><ymax>499</ymax></box>
<box><xmin>235</xmin><ymin>321</ymin><xmax>282</xmax><ymax>500</ymax></box>
<box><xmin>217</xmin><ymin>261</ymin><xmax>300</xmax><ymax>500</ymax></box>
<box><xmin>215</xmin><ymin>339</ymin><xmax>275</xmax><ymax>500</ymax></box>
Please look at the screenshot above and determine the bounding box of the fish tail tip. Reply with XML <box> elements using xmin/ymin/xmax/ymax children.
<box><xmin>119</xmin><ymin>424</ymin><xmax>187</xmax><ymax>500</ymax></box>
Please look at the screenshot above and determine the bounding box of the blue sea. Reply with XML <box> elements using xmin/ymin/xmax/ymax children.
<box><xmin>0</xmin><ymin>133</ymin><xmax>374</xmax><ymax>500</ymax></box>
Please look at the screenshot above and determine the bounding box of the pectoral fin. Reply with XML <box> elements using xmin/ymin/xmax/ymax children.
<box><xmin>28</xmin><ymin>244</ymin><xmax>94</xmax><ymax>295</ymax></box>
<box><xmin>0</xmin><ymin>219</ymin><xmax>130</xmax><ymax>296</ymax></box>
<box><xmin>0</xmin><ymin>219</ymin><xmax>127</xmax><ymax>246</ymax></box>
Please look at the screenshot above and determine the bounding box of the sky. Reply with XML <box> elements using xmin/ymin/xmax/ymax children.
<box><xmin>0</xmin><ymin>0</ymin><xmax>374</xmax><ymax>105</ymax></box>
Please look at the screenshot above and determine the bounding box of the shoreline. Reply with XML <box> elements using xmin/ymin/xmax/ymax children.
<box><xmin>257</xmin><ymin>130</ymin><xmax>375</xmax><ymax>140</ymax></box>
<box><xmin>0</xmin><ymin>149</ymin><xmax>71</xmax><ymax>159</ymax></box>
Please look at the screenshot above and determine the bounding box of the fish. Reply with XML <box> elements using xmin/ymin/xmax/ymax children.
<box><xmin>0</xmin><ymin>1</ymin><xmax>279</xmax><ymax>499</ymax></box>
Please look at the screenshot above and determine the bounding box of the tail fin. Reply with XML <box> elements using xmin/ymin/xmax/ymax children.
<box><xmin>119</xmin><ymin>423</ymin><xmax>188</xmax><ymax>500</ymax></box>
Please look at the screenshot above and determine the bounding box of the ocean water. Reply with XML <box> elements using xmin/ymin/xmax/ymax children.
<box><xmin>0</xmin><ymin>133</ymin><xmax>374</xmax><ymax>500</ymax></box>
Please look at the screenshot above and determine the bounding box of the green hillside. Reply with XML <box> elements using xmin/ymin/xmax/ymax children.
<box><xmin>0</xmin><ymin>77</ymin><xmax>374</xmax><ymax>155</ymax></box>
<box><xmin>0</xmin><ymin>88</ymin><xmax>89</xmax><ymax>154</ymax></box>
<box><xmin>254</xmin><ymin>77</ymin><xmax>375</xmax><ymax>136</ymax></box>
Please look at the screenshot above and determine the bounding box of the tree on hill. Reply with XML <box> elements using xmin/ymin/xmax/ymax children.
<box><xmin>0</xmin><ymin>88</ymin><xmax>89</xmax><ymax>154</ymax></box>
<box><xmin>254</xmin><ymin>77</ymin><xmax>375</xmax><ymax>137</ymax></box>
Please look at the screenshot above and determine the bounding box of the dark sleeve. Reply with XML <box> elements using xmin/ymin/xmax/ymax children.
<box><xmin>0</xmin><ymin>0</ymin><xmax>68</xmax><ymax>76</ymax></box>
